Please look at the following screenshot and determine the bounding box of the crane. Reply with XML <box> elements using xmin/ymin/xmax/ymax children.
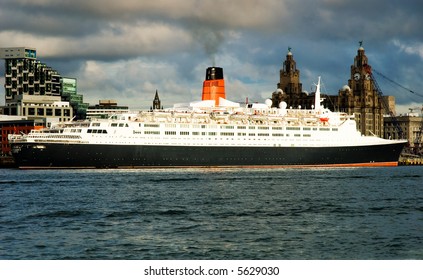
<box><xmin>363</xmin><ymin>64</ymin><xmax>404</xmax><ymax>139</ymax></box>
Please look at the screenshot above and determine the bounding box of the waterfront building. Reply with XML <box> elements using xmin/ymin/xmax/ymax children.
<box><xmin>384</xmin><ymin>113</ymin><xmax>423</xmax><ymax>147</ymax></box>
<box><xmin>86</xmin><ymin>100</ymin><xmax>129</xmax><ymax>119</ymax></box>
<box><xmin>272</xmin><ymin>48</ymin><xmax>338</xmax><ymax>112</ymax></box>
<box><xmin>61</xmin><ymin>77</ymin><xmax>89</xmax><ymax>120</ymax></box>
<box><xmin>338</xmin><ymin>44</ymin><xmax>384</xmax><ymax>137</ymax></box>
<box><xmin>0</xmin><ymin>115</ymin><xmax>43</xmax><ymax>156</ymax></box>
<box><xmin>272</xmin><ymin>45</ymin><xmax>396</xmax><ymax>139</ymax></box>
<box><xmin>0</xmin><ymin>47</ymin><xmax>86</xmax><ymax>121</ymax></box>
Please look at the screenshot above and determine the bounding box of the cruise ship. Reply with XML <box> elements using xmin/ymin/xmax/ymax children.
<box><xmin>9</xmin><ymin>67</ymin><xmax>407</xmax><ymax>168</ymax></box>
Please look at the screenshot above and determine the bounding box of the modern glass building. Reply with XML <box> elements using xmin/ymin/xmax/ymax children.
<box><xmin>0</xmin><ymin>47</ymin><xmax>87</xmax><ymax>121</ymax></box>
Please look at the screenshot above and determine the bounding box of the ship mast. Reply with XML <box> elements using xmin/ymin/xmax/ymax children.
<box><xmin>314</xmin><ymin>76</ymin><xmax>322</xmax><ymax>113</ymax></box>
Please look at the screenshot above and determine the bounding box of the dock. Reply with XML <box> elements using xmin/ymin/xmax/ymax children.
<box><xmin>398</xmin><ymin>156</ymin><xmax>423</xmax><ymax>166</ymax></box>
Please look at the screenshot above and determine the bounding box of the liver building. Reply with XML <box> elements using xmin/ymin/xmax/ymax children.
<box><xmin>272</xmin><ymin>44</ymin><xmax>386</xmax><ymax>138</ymax></box>
<box><xmin>338</xmin><ymin>43</ymin><xmax>384</xmax><ymax>137</ymax></box>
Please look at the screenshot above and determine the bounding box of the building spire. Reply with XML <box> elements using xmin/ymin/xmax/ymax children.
<box><xmin>152</xmin><ymin>89</ymin><xmax>161</xmax><ymax>110</ymax></box>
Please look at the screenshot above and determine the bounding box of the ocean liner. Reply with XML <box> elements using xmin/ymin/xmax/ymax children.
<box><xmin>9</xmin><ymin>67</ymin><xmax>406</xmax><ymax>168</ymax></box>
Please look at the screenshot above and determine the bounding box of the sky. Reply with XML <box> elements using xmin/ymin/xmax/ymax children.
<box><xmin>1</xmin><ymin>0</ymin><xmax>423</xmax><ymax>114</ymax></box>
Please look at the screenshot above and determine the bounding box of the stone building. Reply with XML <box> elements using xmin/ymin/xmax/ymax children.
<box><xmin>272</xmin><ymin>48</ymin><xmax>336</xmax><ymax>111</ymax></box>
<box><xmin>272</xmin><ymin>44</ymin><xmax>393</xmax><ymax>139</ymax></box>
<box><xmin>152</xmin><ymin>90</ymin><xmax>161</xmax><ymax>110</ymax></box>
<box><xmin>338</xmin><ymin>44</ymin><xmax>384</xmax><ymax>137</ymax></box>
<box><xmin>384</xmin><ymin>114</ymin><xmax>422</xmax><ymax>145</ymax></box>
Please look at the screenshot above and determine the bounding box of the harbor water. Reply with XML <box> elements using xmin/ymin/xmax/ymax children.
<box><xmin>0</xmin><ymin>166</ymin><xmax>422</xmax><ymax>260</ymax></box>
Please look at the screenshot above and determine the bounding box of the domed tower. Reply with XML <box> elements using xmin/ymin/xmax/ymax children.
<box><xmin>338</xmin><ymin>42</ymin><xmax>384</xmax><ymax>137</ymax></box>
<box><xmin>277</xmin><ymin>47</ymin><xmax>302</xmax><ymax>95</ymax></box>
<box><xmin>273</xmin><ymin>47</ymin><xmax>308</xmax><ymax>108</ymax></box>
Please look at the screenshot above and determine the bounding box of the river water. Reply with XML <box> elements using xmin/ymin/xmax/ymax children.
<box><xmin>0</xmin><ymin>166</ymin><xmax>422</xmax><ymax>259</ymax></box>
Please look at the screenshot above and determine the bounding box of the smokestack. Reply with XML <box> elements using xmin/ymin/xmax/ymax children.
<box><xmin>201</xmin><ymin>67</ymin><xmax>225</xmax><ymax>106</ymax></box>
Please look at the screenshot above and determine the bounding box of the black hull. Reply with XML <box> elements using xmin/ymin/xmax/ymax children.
<box><xmin>11</xmin><ymin>142</ymin><xmax>406</xmax><ymax>168</ymax></box>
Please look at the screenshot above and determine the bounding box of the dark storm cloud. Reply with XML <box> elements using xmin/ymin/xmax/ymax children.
<box><xmin>1</xmin><ymin>0</ymin><xmax>422</xmax><ymax>109</ymax></box>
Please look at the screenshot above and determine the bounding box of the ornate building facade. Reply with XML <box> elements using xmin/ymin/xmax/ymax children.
<box><xmin>152</xmin><ymin>90</ymin><xmax>161</xmax><ymax>110</ymax></box>
<box><xmin>272</xmin><ymin>48</ymin><xmax>333</xmax><ymax>110</ymax></box>
<box><xmin>338</xmin><ymin>44</ymin><xmax>384</xmax><ymax>137</ymax></box>
<box><xmin>272</xmin><ymin>45</ymin><xmax>387</xmax><ymax>138</ymax></box>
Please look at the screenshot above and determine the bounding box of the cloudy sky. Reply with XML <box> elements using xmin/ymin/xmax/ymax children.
<box><xmin>1</xmin><ymin>0</ymin><xmax>423</xmax><ymax>113</ymax></box>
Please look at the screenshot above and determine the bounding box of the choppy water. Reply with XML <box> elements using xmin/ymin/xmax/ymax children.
<box><xmin>0</xmin><ymin>166</ymin><xmax>422</xmax><ymax>259</ymax></box>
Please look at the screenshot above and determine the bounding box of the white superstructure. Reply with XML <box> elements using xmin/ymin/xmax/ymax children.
<box><xmin>9</xmin><ymin>77</ymin><xmax>401</xmax><ymax>148</ymax></box>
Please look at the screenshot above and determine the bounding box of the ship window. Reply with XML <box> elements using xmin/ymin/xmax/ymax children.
<box><xmin>119</xmin><ymin>123</ymin><xmax>124</xmax><ymax>127</ymax></box>
<box><xmin>237</xmin><ymin>126</ymin><xmax>246</xmax><ymax>129</ymax></box>
<box><xmin>87</xmin><ymin>129</ymin><xmax>92</xmax><ymax>133</ymax></box>
<box><xmin>145</xmin><ymin>131</ymin><xmax>160</xmax><ymax>135</ymax></box>
<box><xmin>287</xmin><ymin>127</ymin><xmax>300</xmax><ymax>131</ymax></box>
<box><xmin>221</xmin><ymin>125</ymin><xmax>234</xmax><ymax>129</ymax></box>
<box><xmin>165</xmin><ymin>131</ymin><xmax>176</xmax><ymax>135</ymax></box>
<box><xmin>294</xmin><ymin>134</ymin><xmax>301</xmax><ymax>137</ymax></box>
<box><xmin>332</xmin><ymin>128</ymin><xmax>338</xmax><ymax>131</ymax></box>
<box><xmin>272</xmin><ymin>133</ymin><xmax>284</xmax><ymax>137</ymax></box>
<box><xmin>303</xmin><ymin>134</ymin><xmax>311</xmax><ymax>137</ymax></box>
<box><xmin>258</xmin><ymin>133</ymin><xmax>269</xmax><ymax>136</ymax></box>
<box><xmin>272</xmin><ymin>127</ymin><xmax>282</xmax><ymax>130</ymax></box>
<box><xmin>102</xmin><ymin>130</ymin><xmax>107</xmax><ymax>134</ymax></box>
<box><xmin>208</xmin><ymin>132</ymin><xmax>216</xmax><ymax>136</ymax></box>
<box><xmin>92</xmin><ymin>123</ymin><xmax>100</xmax><ymax>127</ymax></box>
<box><xmin>258</xmin><ymin>126</ymin><xmax>269</xmax><ymax>130</ymax></box>
<box><xmin>303</xmin><ymin>127</ymin><xmax>311</xmax><ymax>131</ymax></box>
<box><xmin>180</xmin><ymin>131</ymin><xmax>189</xmax><ymax>135</ymax></box>
<box><xmin>319</xmin><ymin>128</ymin><xmax>330</xmax><ymax>131</ymax></box>
<box><xmin>145</xmin><ymin>123</ymin><xmax>160</xmax><ymax>128</ymax></box>
<box><xmin>111</xmin><ymin>123</ymin><xmax>118</xmax><ymax>127</ymax></box>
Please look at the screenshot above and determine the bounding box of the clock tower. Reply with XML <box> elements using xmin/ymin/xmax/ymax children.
<box><xmin>338</xmin><ymin>42</ymin><xmax>384</xmax><ymax>137</ymax></box>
